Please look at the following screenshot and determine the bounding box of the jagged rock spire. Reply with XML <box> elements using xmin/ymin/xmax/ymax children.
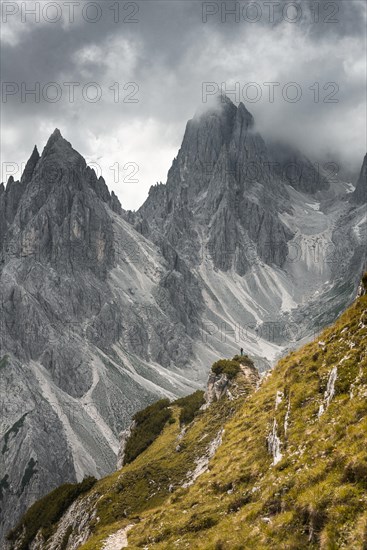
<box><xmin>350</xmin><ymin>153</ymin><xmax>367</xmax><ymax>204</ymax></box>
<box><xmin>21</xmin><ymin>145</ymin><xmax>40</xmax><ymax>185</ymax></box>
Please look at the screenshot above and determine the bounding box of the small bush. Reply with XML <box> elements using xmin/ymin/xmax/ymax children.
<box><xmin>0</xmin><ymin>356</ymin><xmax>9</xmax><ymax>370</ymax></box>
<box><xmin>227</xmin><ymin>494</ymin><xmax>251</xmax><ymax>513</ymax></box>
<box><xmin>335</xmin><ymin>359</ymin><xmax>359</xmax><ymax>395</ymax></box>
<box><xmin>174</xmin><ymin>390</ymin><xmax>205</xmax><ymax>425</ymax></box>
<box><xmin>232</xmin><ymin>355</ymin><xmax>254</xmax><ymax>367</ymax></box>
<box><xmin>263</xmin><ymin>494</ymin><xmax>282</xmax><ymax>516</ymax></box>
<box><xmin>343</xmin><ymin>459</ymin><xmax>367</xmax><ymax>487</ymax></box>
<box><xmin>275</xmin><ymin>457</ymin><xmax>292</xmax><ymax>471</ymax></box>
<box><xmin>181</xmin><ymin>514</ymin><xmax>218</xmax><ymax>533</ymax></box>
<box><xmin>152</xmin><ymin>527</ymin><xmax>172</xmax><ymax>543</ymax></box>
<box><xmin>212</xmin><ymin>360</ymin><xmax>241</xmax><ymax>380</ymax></box>
<box><xmin>212</xmin><ymin>481</ymin><xmax>233</xmax><ymax>494</ymax></box>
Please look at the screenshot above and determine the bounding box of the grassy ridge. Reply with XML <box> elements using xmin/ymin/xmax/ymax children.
<box><xmin>127</xmin><ymin>291</ymin><xmax>367</xmax><ymax>549</ymax></box>
<box><xmin>7</xmin><ymin>283</ymin><xmax>367</xmax><ymax>550</ymax></box>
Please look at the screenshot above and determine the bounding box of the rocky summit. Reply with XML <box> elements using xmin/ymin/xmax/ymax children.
<box><xmin>0</xmin><ymin>96</ymin><xmax>366</xmax><ymax>543</ymax></box>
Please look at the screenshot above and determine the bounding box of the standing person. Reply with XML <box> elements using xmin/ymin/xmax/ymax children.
<box><xmin>240</xmin><ymin>347</ymin><xmax>243</xmax><ymax>356</ymax></box>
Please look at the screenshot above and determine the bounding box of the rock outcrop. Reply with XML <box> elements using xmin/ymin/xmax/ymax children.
<box><xmin>205</xmin><ymin>372</ymin><xmax>231</xmax><ymax>403</ymax></box>
<box><xmin>205</xmin><ymin>359</ymin><xmax>260</xmax><ymax>405</ymax></box>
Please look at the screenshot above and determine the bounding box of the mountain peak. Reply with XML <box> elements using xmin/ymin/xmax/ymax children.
<box><xmin>195</xmin><ymin>95</ymin><xmax>255</xmax><ymax>133</ymax></box>
<box><xmin>195</xmin><ymin>93</ymin><xmax>237</xmax><ymax>119</ymax></box>
<box><xmin>43</xmin><ymin>128</ymin><xmax>71</xmax><ymax>154</ymax></box>
<box><xmin>218</xmin><ymin>93</ymin><xmax>235</xmax><ymax>106</ymax></box>
<box><xmin>41</xmin><ymin>128</ymin><xmax>84</xmax><ymax>171</ymax></box>
<box><xmin>203</xmin><ymin>94</ymin><xmax>253</xmax><ymax>116</ymax></box>
<box><xmin>51</xmin><ymin>127</ymin><xmax>62</xmax><ymax>139</ymax></box>
<box><xmin>46</xmin><ymin>127</ymin><xmax>63</xmax><ymax>146</ymax></box>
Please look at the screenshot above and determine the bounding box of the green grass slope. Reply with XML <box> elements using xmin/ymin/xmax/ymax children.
<box><xmin>127</xmin><ymin>288</ymin><xmax>367</xmax><ymax>549</ymax></box>
<box><xmin>8</xmin><ymin>359</ymin><xmax>257</xmax><ymax>550</ymax></box>
<box><xmin>7</xmin><ymin>283</ymin><xmax>367</xmax><ymax>550</ymax></box>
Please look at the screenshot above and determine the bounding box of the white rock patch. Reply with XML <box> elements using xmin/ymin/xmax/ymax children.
<box><xmin>275</xmin><ymin>390</ymin><xmax>283</xmax><ymax>409</ymax></box>
<box><xmin>182</xmin><ymin>429</ymin><xmax>224</xmax><ymax>488</ymax></box>
<box><xmin>318</xmin><ymin>366</ymin><xmax>338</xmax><ymax>417</ymax></box>
<box><xmin>284</xmin><ymin>399</ymin><xmax>291</xmax><ymax>435</ymax></box>
<box><xmin>267</xmin><ymin>419</ymin><xmax>282</xmax><ymax>465</ymax></box>
<box><xmin>102</xmin><ymin>524</ymin><xmax>134</xmax><ymax>549</ymax></box>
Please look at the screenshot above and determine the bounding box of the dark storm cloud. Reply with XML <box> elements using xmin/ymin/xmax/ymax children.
<box><xmin>1</xmin><ymin>0</ymin><xmax>366</xmax><ymax>208</ymax></box>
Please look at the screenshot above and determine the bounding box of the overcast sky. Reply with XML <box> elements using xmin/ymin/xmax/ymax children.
<box><xmin>1</xmin><ymin>0</ymin><xmax>366</xmax><ymax>210</ymax></box>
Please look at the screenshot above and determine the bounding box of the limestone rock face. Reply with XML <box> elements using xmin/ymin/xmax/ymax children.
<box><xmin>131</xmin><ymin>96</ymin><xmax>365</xmax><ymax>379</ymax></box>
<box><xmin>205</xmin><ymin>372</ymin><xmax>230</xmax><ymax>404</ymax></box>
<box><xmin>0</xmin><ymin>131</ymin><xmax>198</xmax><ymax>543</ymax></box>
<box><xmin>267</xmin><ymin>140</ymin><xmax>330</xmax><ymax>194</ymax></box>
<box><xmin>8</xmin><ymin>129</ymin><xmax>116</xmax><ymax>278</ymax></box>
<box><xmin>137</xmin><ymin>97</ymin><xmax>295</xmax><ymax>274</ymax></box>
